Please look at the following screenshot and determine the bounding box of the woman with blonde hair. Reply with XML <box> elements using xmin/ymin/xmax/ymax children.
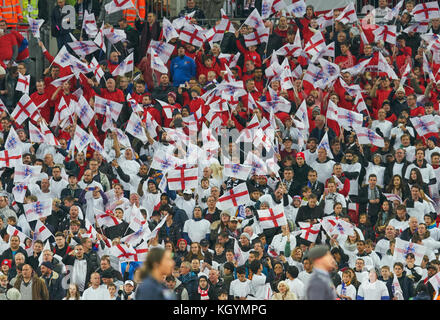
<box><xmin>209</xmin><ymin>163</ymin><xmax>224</xmax><ymax>187</ymax></box>
<box><xmin>63</xmin><ymin>284</ymin><xmax>81</xmax><ymax>300</ymax></box>
<box><xmin>271</xmin><ymin>281</ymin><xmax>297</xmax><ymax>300</ymax></box>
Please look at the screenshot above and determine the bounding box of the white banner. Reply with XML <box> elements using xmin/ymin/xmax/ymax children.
<box><xmin>283</xmin><ymin>0</ymin><xmax>355</xmax><ymax>14</ymax></box>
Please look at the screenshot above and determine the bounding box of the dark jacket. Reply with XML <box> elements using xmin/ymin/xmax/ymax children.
<box><xmin>292</xmin><ymin>163</ymin><xmax>312</xmax><ymax>189</ymax></box>
<box><xmin>397</xmin><ymin>272</ymin><xmax>415</xmax><ymax>300</ymax></box>
<box><xmin>41</xmin><ymin>271</ymin><xmax>65</xmax><ymax>300</ymax></box>
<box><xmin>51</xmin><ymin>4</ymin><xmax>72</xmax><ymax>37</ymax></box>
<box><xmin>178</xmin><ymin>272</ymin><xmax>198</xmax><ymax>300</ymax></box>
<box><xmin>135</xmin><ymin>19</ymin><xmax>160</xmax><ymax>59</ymax></box>
<box><xmin>1</xmin><ymin>247</ymin><xmax>28</xmax><ymax>267</ymax></box>
<box><xmin>178</xmin><ymin>6</ymin><xmax>205</xmax><ymax>21</ymax></box>
<box><xmin>358</xmin><ymin>185</ymin><xmax>386</xmax><ymax>218</ymax></box>
<box><xmin>135</xmin><ymin>275</ymin><xmax>176</xmax><ymax>300</ymax></box>
<box><xmin>95</xmin><ymin>267</ymin><xmax>123</xmax><ymax>282</ymax></box>
<box><xmin>295</xmin><ymin>205</ymin><xmax>324</xmax><ymax>224</ymax></box>
<box><xmin>304</xmin><ymin>180</ymin><xmax>325</xmax><ymax>200</ymax></box>
<box><xmin>158</xmin><ymin>221</ymin><xmax>182</xmax><ymax>246</ymax></box>
<box><xmin>103</xmin><ymin>220</ymin><xmax>130</xmax><ymax>240</ymax></box>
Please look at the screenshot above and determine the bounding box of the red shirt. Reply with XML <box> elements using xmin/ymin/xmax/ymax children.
<box><xmin>30</xmin><ymin>91</ymin><xmax>51</xmax><ymax>123</ymax></box>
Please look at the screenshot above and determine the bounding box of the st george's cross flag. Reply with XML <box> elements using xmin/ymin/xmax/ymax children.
<box><xmin>0</xmin><ymin>149</ymin><xmax>21</xmax><ymax>168</ymax></box>
<box><xmin>16</xmin><ymin>73</ymin><xmax>30</xmax><ymax>95</ymax></box>
<box><xmin>24</xmin><ymin>199</ymin><xmax>52</xmax><ymax>222</ymax></box>
<box><xmin>11</xmin><ymin>94</ymin><xmax>39</xmax><ymax>125</ymax></box>
<box><xmin>167</xmin><ymin>167</ymin><xmax>198</xmax><ymax>191</ymax></box>
<box><xmin>320</xmin><ymin>216</ymin><xmax>355</xmax><ymax>236</ymax></box>
<box><xmin>393</xmin><ymin>238</ymin><xmax>426</xmax><ymax>265</ymax></box>
<box><xmin>298</xmin><ymin>222</ymin><xmax>321</xmax><ymax>242</ymax></box>
<box><xmin>258</xmin><ymin>205</ymin><xmax>287</xmax><ymax>229</ymax></box>
<box><xmin>335</xmin><ymin>2</ymin><xmax>357</xmax><ymax>24</ymax></box>
<box><xmin>373</xmin><ymin>25</ymin><xmax>397</xmax><ymax>45</ymax></box>
<box><xmin>413</xmin><ymin>1</ymin><xmax>440</xmax><ymax>22</ymax></box>
<box><xmin>111</xmin><ymin>243</ymin><xmax>136</xmax><ymax>262</ymax></box>
<box><xmin>216</xmin><ymin>183</ymin><xmax>250</xmax><ymax>211</ymax></box>
<box><xmin>429</xmin><ymin>272</ymin><xmax>440</xmax><ymax>299</ymax></box>
<box><xmin>82</xmin><ymin>10</ymin><xmax>98</xmax><ymax>37</ymax></box>
<box><xmin>105</xmin><ymin>0</ymin><xmax>134</xmax><ymax>13</ymax></box>
<box><xmin>95</xmin><ymin>210</ymin><xmax>122</xmax><ymax>228</ymax></box>
<box><xmin>83</xmin><ymin>219</ymin><xmax>98</xmax><ymax>240</ymax></box>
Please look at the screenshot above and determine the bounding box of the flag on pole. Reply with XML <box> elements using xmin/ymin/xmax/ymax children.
<box><xmin>126</xmin><ymin>112</ymin><xmax>147</xmax><ymax>143</ymax></box>
<box><xmin>73</xmin><ymin>125</ymin><xmax>90</xmax><ymax>153</ymax></box>
<box><xmin>13</xmin><ymin>163</ymin><xmax>41</xmax><ymax>183</ymax></box>
<box><xmin>243</xmin><ymin>9</ymin><xmax>265</xmax><ymax>29</ymax></box>
<box><xmin>286</xmin><ymin>0</ymin><xmax>306</xmax><ymax>17</ymax></box>
<box><xmin>0</xmin><ymin>150</ymin><xmax>21</xmax><ymax>168</ymax></box>
<box><xmin>413</xmin><ymin>1</ymin><xmax>440</xmax><ymax>22</ymax></box>
<box><xmin>68</xmin><ymin>40</ymin><xmax>99</xmax><ymax>57</ymax></box>
<box><xmin>150</xmin><ymin>48</ymin><xmax>168</xmax><ymax>73</ymax></box>
<box><xmin>148</xmin><ymin>40</ymin><xmax>175</xmax><ymax>64</ymax></box>
<box><xmin>95</xmin><ymin>210</ymin><xmax>122</xmax><ymax>228</ymax></box>
<box><xmin>105</xmin><ymin>0</ymin><xmax>135</xmax><ymax>13</ymax></box>
<box><xmin>318</xmin><ymin>132</ymin><xmax>333</xmax><ymax>159</ymax></box>
<box><xmin>298</xmin><ymin>222</ymin><xmax>321</xmax><ymax>242</ymax></box>
<box><xmin>410</xmin><ymin>115</ymin><xmax>438</xmax><ymax>137</ymax></box>
<box><xmin>223</xmin><ymin>157</ymin><xmax>252</xmax><ymax>181</ymax></box>
<box><xmin>320</xmin><ymin>216</ymin><xmax>355</xmax><ymax>236</ymax></box>
<box><xmin>335</xmin><ymin>2</ymin><xmax>357</xmax><ymax>24</ymax></box>
<box><xmin>12</xmin><ymin>182</ymin><xmax>28</xmax><ymax>203</ymax></box>
<box><xmin>162</xmin><ymin>17</ymin><xmax>179</xmax><ymax>42</ymax></box>
<box><xmin>82</xmin><ymin>10</ymin><xmax>98</xmax><ymax>37</ymax></box>
<box><xmin>7</xmin><ymin>225</ymin><xmax>28</xmax><ymax>243</ymax></box>
<box><xmin>337</xmin><ymin>108</ymin><xmax>364</xmax><ymax>130</ymax></box>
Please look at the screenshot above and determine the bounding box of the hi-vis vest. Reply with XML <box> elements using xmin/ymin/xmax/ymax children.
<box><xmin>0</xmin><ymin>0</ymin><xmax>23</xmax><ymax>24</ymax></box>
<box><xmin>123</xmin><ymin>0</ymin><xmax>145</xmax><ymax>26</ymax></box>
<box><xmin>21</xmin><ymin>0</ymin><xmax>39</xmax><ymax>23</ymax></box>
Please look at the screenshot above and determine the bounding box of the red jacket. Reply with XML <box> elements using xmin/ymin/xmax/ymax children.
<box><xmin>30</xmin><ymin>91</ymin><xmax>51</xmax><ymax>123</ymax></box>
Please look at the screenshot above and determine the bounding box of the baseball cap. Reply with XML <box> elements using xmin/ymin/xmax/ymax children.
<box><xmin>124</xmin><ymin>280</ymin><xmax>134</xmax><ymax>286</ymax></box>
<box><xmin>296</xmin><ymin>152</ymin><xmax>305</xmax><ymax>159</ymax></box>
<box><xmin>183</xmin><ymin>189</ymin><xmax>193</xmax><ymax>194</ymax></box>
<box><xmin>200</xmin><ymin>239</ymin><xmax>209</xmax><ymax>247</ymax></box>
<box><xmin>308</xmin><ymin>245</ymin><xmax>330</xmax><ymax>263</ymax></box>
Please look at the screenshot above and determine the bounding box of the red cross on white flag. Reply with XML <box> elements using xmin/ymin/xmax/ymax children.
<box><xmin>413</xmin><ymin>1</ymin><xmax>440</xmax><ymax>22</ymax></box>
<box><xmin>105</xmin><ymin>0</ymin><xmax>134</xmax><ymax>13</ymax></box>
<box><xmin>298</xmin><ymin>222</ymin><xmax>321</xmax><ymax>242</ymax></box>
<box><xmin>95</xmin><ymin>210</ymin><xmax>122</xmax><ymax>228</ymax></box>
<box><xmin>167</xmin><ymin>167</ymin><xmax>199</xmax><ymax>191</ymax></box>
<box><xmin>216</xmin><ymin>183</ymin><xmax>250</xmax><ymax>211</ymax></box>
<box><xmin>258</xmin><ymin>205</ymin><xmax>287</xmax><ymax>229</ymax></box>
<box><xmin>11</xmin><ymin>94</ymin><xmax>39</xmax><ymax>125</ymax></box>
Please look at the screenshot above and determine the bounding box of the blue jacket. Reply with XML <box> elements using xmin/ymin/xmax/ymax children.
<box><xmin>178</xmin><ymin>272</ymin><xmax>198</xmax><ymax>300</ymax></box>
<box><xmin>135</xmin><ymin>276</ymin><xmax>176</xmax><ymax>300</ymax></box>
<box><xmin>170</xmin><ymin>55</ymin><xmax>196</xmax><ymax>87</ymax></box>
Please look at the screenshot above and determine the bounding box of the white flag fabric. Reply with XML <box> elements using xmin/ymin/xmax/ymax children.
<box><xmin>12</xmin><ymin>182</ymin><xmax>28</xmax><ymax>203</ymax></box>
<box><xmin>337</xmin><ymin>108</ymin><xmax>363</xmax><ymax>130</ymax></box>
<box><xmin>75</xmin><ymin>96</ymin><xmax>95</xmax><ymax>127</ymax></box>
<box><xmin>261</xmin><ymin>0</ymin><xmax>274</xmax><ymax>19</ymax></box>
<box><xmin>216</xmin><ymin>183</ymin><xmax>250</xmax><ymax>211</ymax></box>
<box><xmin>410</xmin><ymin>115</ymin><xmax>438</xmax><ymax>137</ymax></box>
<box><xmin>298</xmin><ymin>222</ymin><xmax>321</xmax><ymax>242</ymax></box>
<box><xmin>94</xmin><ymin>96</ymin><xmax>123</xmax><ymax>121</ymax></box>
<box><xmin>50</xmin><ymin>74</ymin><xmax>75</xmax><ymax>88</ymax></box>
<box><xmin>162</xmin><ymin>17</ymin><xmax>179</xmax><ymax>42</ymax></box>
<box><xmin>112</xmin><ymin>53</ymin><xmax>134</xmax><ymax>76</ymax></box>
<box><xmin>148</xmin><ymin>40</ymin><xmax>175</xmax><ymax>64</ymax></box>
<box><xmin>335</xmin><ymin>2</ymin><xmax>357</xmax><ymax>24</ymax></box>
<box><xmin>5</xmin><ymin>127</ymin><xmax>23</xmax><ymax>153</ymax></box>
<box><xmin>16</xmin><ymin>73</ymin><xmax>30</xmax><ymax>95</ymax></box>
<box><xmin>68</xmin><ymin>40</ymin><xmax>99</xmax><ymax>57</ymax></box>
<box><xmin>287</xmin><ymin>0</ymin><xmax>306</xmax><ymax>17</ymax></box>
<box><xmin>151</xmin><ymin>149</ymin><xmax>180</xmax><ymax>172</ymax></box>
<box><xmin>14</xmin><ymin>163</ymin><xmax>41</xmax><ymax>183</ymax></box>
<box><xmin>320</xmin><ymin>216</ymin><xmax>355</xmax><ymax>236</ymax></box>
<box><xmin>105</xmin><ymin>0</ymin><xmax>134</xmax><ymax>13</ymax></box>
<box><xmin>126</xmin><ymin>112</ymin><xmax>147</xmax><ymax>143</ymax></box>
<box><xmin>384</xmin><ymin>0</ymin><xmax>404</xmax><ymax>21</ymax></box>
<box><xmin>0</xmin><ymin>150</ymin><xmax>22</xmax><ymax>168</ymax></box>
<box><xmin>24</xmin><ymin>199</ymin><xmax>52</xmax><ymax>222</ymax></box>
<box><xmin>82</xmin><ymin>10</ymin><xmax>98</xmax><ymax>37</ymax></box>
<box><xmin>34</xmin><ymin>220</ymin><xmax>54</xmax><ymax>242</ymax></box>
<box><xmin>258</xmin><ymin>205</ymin><xmax>287</xmax><ymax>229</ymax></box>
<box><xmin>223</xmin><ymin>157</ymin><xmax>252</xmax><ymax>181</ymax></box>
<box><xmin>413</xmin><ymin>1</ymin><xmax>440</xmax><ymax>22</ymax></box>
<box><xmin>150</xmin><ymin>48</ymin><xmax>168</xmax><ymax>73</ymax></box>
<box><xmin>95</xmin><ymin>210</ymin><xmax>122</xmax><ymax>228</ymax></box>
<box><xmin>392</xmin><ymin>274</ymin><xmax>404</xmax><ymax>300</ymax></box>
<box><xmin>373</xmin><ymin>25</ymin><xmax>397</xmax><ymax>45</ymax></box>
<box><xmin>179</xmin><ymin>24</ymin><xmax>206</xmax><ymax>48</ymax></box>
<box><xmin>243</xmin><ymin>8</ymin><xmax>265</xmax><ymax>29</ymax></box>
<box><xmin>354</xmin><ymin>126</ymin><xmax>385</xmax><ymax>147</ymax></box>
<box><xmin>317</xmin><ymin>9</ymin><xmax>334</xmax><ymax>30</ymax></box>
<box><xmin>318</xmin><ymin>132</ymin><xmax>333</xmax><ymax>159</ymax></box>
<box><xmin>7</xmin><ymin>225</ymin><xmax>28</xmax><ymax>243</ymax></box>
<box><xmin>167</xmin><ymin>168</ymin><xmax>199</xmax><ymax>191</ymax></box>
<box><xmin>243</xmin><ymin>27</ymin><xmax>269</xmax><ymax>47</ymax></box>
<box><xmin>393</xmin><ymin>238</ymin><xmax>426</xmax><ymax>265</ymax></box>
<box><xmin>429</xmin><ymin>272</ymin><xmax>440</xmax><ymax>297</ymax></box>
<box><xmin>304</xmin><ymin>31</ymin><xmax>326</xmax><ymax>56</ymax></box>
<box><xmin>83</xmin><ymin>219</ymin><xmax>98</xmax><ymax>240</ymax></box>
<box><xmin>73</xmin><ymin>125</ymin><xmax>91</xmax><ymax>153</ymax></box>
<box><xmin>28</xmin><ymin>17</ymin><xmax>45</xmax><ymax>39</ymax></box>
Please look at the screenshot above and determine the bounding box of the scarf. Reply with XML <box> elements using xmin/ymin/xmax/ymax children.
<box><xmin>198</xmin><ymin>285</ymin><xmax>210</xmax><ymax>300</ymax></box>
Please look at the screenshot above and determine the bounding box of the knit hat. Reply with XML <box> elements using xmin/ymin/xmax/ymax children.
<box><xmin>428</xmin><ymin>136</ymin><xmax>438</xmax><ymax>144</ymax></box>
<box><xmin>168</xmin><ymin>91</ymin><xmax>177</xmax><ymax>100</ymax></box>
<box><xmin>177</xmin><ymin>238</ymin><xmax>188</xmax><ymax>248</ymax></box>
<box><xmin>308</xmin><ymin>245</ymin><xmax>330</xmax><ymax>263</ymax></box>
<box><xmin>223</xmin><ymin>262</ymin><xmax>235</xmax><ymax>271</ymax></box>
<box><xmin>1</xmin><ymin>259</ymin><xmax>11</xmax><ymax>269</ymax></box>
<box><xmin>147</xmin><ymin>179</ymin><xmax>158</xmax><ymax>187</ymax></box>
<box><xmin>41</xmin><ymin>261</ymin><xmax>54</xmax><ymax>270</ymax></box>
<box><xmin>293</xmin><ymin>195</ymin><xmax>302</xmax><ymax>202</ymax></box>
<box><xmin>240</xmin><ymin>232</ymin><xmax>251</xmax><ymax>241</ymax></box>
<box><xmin>296</xmin><ymin>152</ymin><xmax>305</xmax><ymax>159</ymax></box>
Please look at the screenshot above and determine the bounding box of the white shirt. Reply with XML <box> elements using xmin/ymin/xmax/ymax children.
<box><xmin>229</xmin><ymin>279</ymin><xmax>251</xmax><ymax>299</ymax></box>
<box><xmin>49</xmin><ymin>177</ymin><xmax>69</xmax><ymax>199</ymax></box>
<box><xmin>363</xmin><ymin>163</ymin><xmax>386</xmax><ymax>188</ymax></box>
<box><xmin>311</xmin><ymin>159</ymin><xmax>336</xmax><ymax>184</ymax></box>
<box><xmin>405</xmin><ymin>162</ymin><xmax>436</xmax><ymax>185</ymax></box>
<box><xmin>341</xmin><ymin>162</ymin><xmax>362</xmax><ymax>196</ymax></box>
<box><xmin>388</xmin><ymin>219</ymin><xmax>409</xmax><ymax>234</ymax></box>
<box><xmin>72</xmin><ymin>259</ymin><xmax>88</xmax><ymax>292</ymax></box>
<box><xmin>81</xmin><ymin>285</ymin><xmax>111</xmax><ymax>300</ymax></box>
<box><xmin>390</xmin><ymin>125</ymin><xmax>415</xmax><ymax>150</ymax></box>
<box><xmin>336</xmin><ymin>283</ymin><xmax>357</xmax><ymax>300</ymax></box>
<box><xmin>357</xmin><ymin>280</ymin><xmax>389</xmax><ymax>300</ymax></box>
<box><xmin>304</xmin><ymin>149</ymin><xmax>318</xmax><ymax>164</ymax></box>
<box><xmin>250</xmin><ymin>273</ymin><xmax>267</xmax><ymax>299</ymax></box>
<box><xmin>285</xmin><ymin>278</ymin><xmax>305</xmax><ymax>300</ymax></box>
<box><xmin>270</xmin><ymin>233</ymin><xmax>296</xmax><ymax>256</ymax></box>
<box><xmin>174</xmin><ymin>195</ymin><xmax>196</xmax><ymax>220</ymax></box>
<box><xmin>371</xmin><ymin>119</ymin><xmax>392</xmax><ymax>139</ymax></box>
<box><xmin>297</xmin><ymin>271</ymin><xmax>313</xmax><ymax>288</ymax></box>
<box><xmin>319</xmin><ymin>192</ymin><xmax>347</xmax><ymax>215</ymax></box>
<box><xmin>183</xmin><ymin>218</ymin><xmax>211</xmax><ymax>243</ymax></box>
